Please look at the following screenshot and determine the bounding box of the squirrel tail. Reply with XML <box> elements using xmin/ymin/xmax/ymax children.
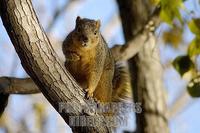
<box><xmin>0</xmin><ymin>93</ymin><xmax>9</xmax><ymax>116</ymax></box>
<box><xmin>112</xmin><ymin>62</ymin><xmax>132</xmax><ymax>102</ymax></box>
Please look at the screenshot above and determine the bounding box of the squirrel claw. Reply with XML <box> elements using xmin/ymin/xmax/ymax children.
<box><xmin>85</xmin><ymin>88</ymin><xmax>94</xmax><ymax>99</ymax></box>
<box><xmin>94</xmin><ymin>98</ymin><xmax>101</xmax><ymax>104</ymax></box>
<box><xmin>86</xmin><ymin>92</ymin><xmax>93</xmax><ymax>99</ymax></box>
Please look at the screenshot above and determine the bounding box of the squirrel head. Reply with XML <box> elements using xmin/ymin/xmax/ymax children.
<box><xmin>72</xmin><ymin>16</ymin><xmax>101</xmax><ymax>49</ymax></box>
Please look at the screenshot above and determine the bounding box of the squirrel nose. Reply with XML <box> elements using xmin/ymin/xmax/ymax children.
<box><xmin>82</xmin><ymin>36</ymin><xmax>88</xmax><ymax>43</ymax></box>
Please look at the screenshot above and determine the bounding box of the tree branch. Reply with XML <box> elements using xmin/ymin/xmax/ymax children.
<box><xmin>116</xmin><ymin>0</ymin><xmax>169</xmax><ymax>133</ymax></box>
<box><xmin>111</xmin><ymin>31</ymin><xmax>148</xmax><ymax>62</ymax></box>
<box><xmin>0</xmin><ymin>0</ymin><xmax>110</xmax><ymax>132</ymax></box>
<box><xmin>0</xmin><ymin>77</ymin><xmax>40</xmax><ymax>94</ymax></box>
<box><xmin>111</xmin><ymin>6</ymin><xmax>161</xmax><ymax>62</ymax></box>
<box><xmin>167</xmin><ymin>90</ymin><xmax>190</xmax><ymax>119</ymax></box>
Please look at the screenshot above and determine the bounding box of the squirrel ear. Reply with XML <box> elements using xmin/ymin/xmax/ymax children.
<box><xmin>76</xmin><ymin>16</ymin><xmax>81</xmax><ymax>23</ymax></box>
<box><xmin>96</xmin><ymin>20</ymin><xmax>101</xmax><ymax>29</ymax></box>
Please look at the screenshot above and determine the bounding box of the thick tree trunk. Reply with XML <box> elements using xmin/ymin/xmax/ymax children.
<box><xmin>0</xmin><ymin>0</ymin><xmax>110</xmax><ymax>132</ymax></box>
<box><xmin>116</xmin><ymin>1</ymin><xmax>169</xmax><ymax>133</ymax></box>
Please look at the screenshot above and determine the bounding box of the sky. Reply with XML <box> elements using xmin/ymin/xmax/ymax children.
<box><xmin>0</xmin><ymin>0</ymin><xmax>200</xmax><ymax>133</ymax></box>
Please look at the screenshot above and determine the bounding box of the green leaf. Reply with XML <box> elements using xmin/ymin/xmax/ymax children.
<box><xmin>160</xmin><ymin>9</ymin><xmax>173</xmax><ymax>25</ymax></box>
<box><xmin>149</xmin><ymin>0</ymin><xmax>160</xmax><ymax>5</ymax></box>
<box><xmin>188</xmin><ymin>37</ymin><xmax>200</xmax><ymax>57</ymax></box>
<box><xmin>160</xmin><ymin>0</ymin><xmax>183</xmax><ymax>24</ymax></box>
<box><xmin>187</xmin><ymin>76</ymin><xmax>200</xmax><ymax>97</ymax></box>
<box><xmin>188</xmin><ymin>19</ymin><xmax>200</xmax><ymax>35</ymax></box>
<box><xmin>172</xmin><ymin>55</ymin><xmax>194</xmax><ymax>76</ymax></box>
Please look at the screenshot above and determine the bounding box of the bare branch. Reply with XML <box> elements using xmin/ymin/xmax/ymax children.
<box><xmin>0</xmin><ymin>77</ymin><xmax>40</xmax><ymax>94</ymax></box>
<box><xmin>116</xmin><ymin>1</ymin><xmax>169</xmax><ymax>132</ymax></box>
<box><xmin>167</xmin><ymin>90</ymin><xmax>190</xmax><ymax>119</ymax></box>
<box><xmin>111</xmin><ymin>6</ymin><xmax>161</xmax><ymax>62</ymax></box>
<box><xmin>111</xmin><ymin>32</ymin><xmax>148</xmax><ymax>61</ymax></box>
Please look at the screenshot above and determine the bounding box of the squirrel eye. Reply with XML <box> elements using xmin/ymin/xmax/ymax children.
<box><xmin>94</xmin><ymin>31</ymin><xmax>97</xmax><ymax>35</ymax></box>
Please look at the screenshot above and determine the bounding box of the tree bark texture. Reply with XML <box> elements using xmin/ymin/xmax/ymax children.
<box><xmin>0</xmin><ymin>0</ymin><xmax>110</xmax><ymax>132</ymax></box>
<box><xmin>116</xmin><ymin>0</ymin><xmax>169</xmax><ymax>133</ymax></box>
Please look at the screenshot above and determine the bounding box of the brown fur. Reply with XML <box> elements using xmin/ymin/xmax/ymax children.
<box><xmin>62</xmin><ymin>16</ymin><xmax>132</xmax><ymax>103</ymax></box>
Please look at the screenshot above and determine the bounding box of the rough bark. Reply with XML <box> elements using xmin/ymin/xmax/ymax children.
<box><xmin>0</xmin><ymin>77</ymin><xmax>40</xmax><ymax>94</ymax></box>
<box><xmin>0</xmin><ymin>0</ymin><xmax>110</xmax><ymax>132</ymax></box>
<box><xmin>116</xmin><ymin>0</ymin><xmax>169</xmax><ymax>133</ymax></box>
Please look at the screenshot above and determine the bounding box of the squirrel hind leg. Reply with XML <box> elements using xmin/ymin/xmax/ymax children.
<box><xmin>93</xmin><ymin>71</ymin><xmax>113</xmax><ymax>103</ymax></box>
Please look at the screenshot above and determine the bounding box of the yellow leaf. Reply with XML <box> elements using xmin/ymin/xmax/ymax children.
<box><xmin>188</xmin><ymin>19</ymin><xmax>200</xmax><ymax>35</ymax></box>
<box><xmin>162</xmin><ymin>26</ymin><xmax>183</xmax><ymax>47</ymax></box>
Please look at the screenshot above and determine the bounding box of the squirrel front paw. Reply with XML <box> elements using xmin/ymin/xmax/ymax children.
<box><xmin>85</xmin><ymin>88</ymin><xmax>94</xmax><ymax>99</ymax></box>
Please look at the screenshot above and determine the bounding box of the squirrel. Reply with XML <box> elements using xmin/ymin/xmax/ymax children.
<box><xmin>0</xmin><ymin>17</ymin><xmax>132</xmax><ymax>117</ymax></box>
<box><xmin>62</xmin><ymin>16</ymin><xmax>132</xmax><ymax>103</ymax></box>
